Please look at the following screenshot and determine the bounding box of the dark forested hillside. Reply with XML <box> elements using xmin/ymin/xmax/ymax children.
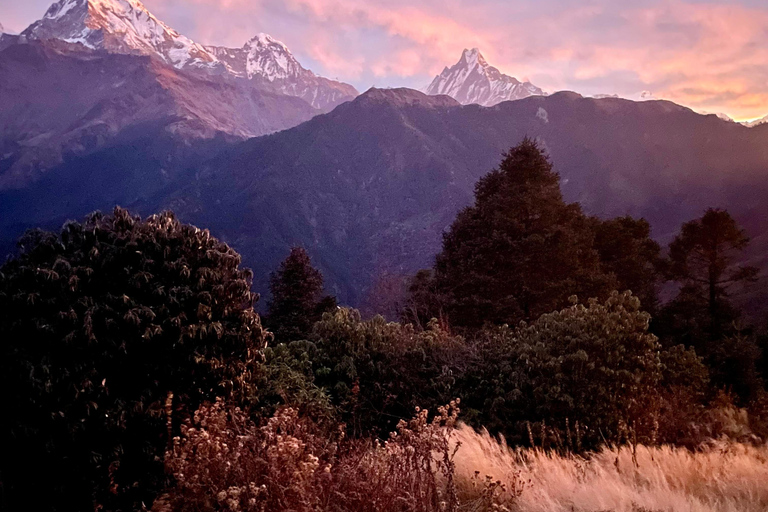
<box><xmin>3</xmin><ymin>87</ymin><xmax>768</xmax><ymax>307</ymax></box>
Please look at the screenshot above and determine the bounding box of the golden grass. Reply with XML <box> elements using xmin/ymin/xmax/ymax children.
<box><xmin>452</xmin><ymin>423</ymin><xmax>768</xmax><ymax>512</ymax></box>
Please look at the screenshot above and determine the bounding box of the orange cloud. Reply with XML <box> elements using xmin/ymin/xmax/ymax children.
<box><xmin>141</xmin><ymin>0</ymin><xmax>768</xmax><ymax>119</ymax></box>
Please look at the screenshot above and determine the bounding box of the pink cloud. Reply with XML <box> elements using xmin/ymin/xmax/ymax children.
<box><xmin>139</xmin><ymin>0</ymin><xmax>768</xmax><ymax>119</ymax></box>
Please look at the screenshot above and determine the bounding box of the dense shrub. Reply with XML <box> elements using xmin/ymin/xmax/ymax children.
<box><xmin>309</xmin><ymin>308</ymin><xmax>468</xmax><ymax>436</ymax></box>
<box><xmin>0</xmin><ymin>208</ymin><xmax>267</xmax><ymax>511</ymax></box>
<box><xmin>462</xmin><ymin>292</ymin><xmax>662</xmax><ymax>448</ymax></box>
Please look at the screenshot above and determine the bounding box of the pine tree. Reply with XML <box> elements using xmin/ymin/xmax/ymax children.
<box><xmin>667</xmin><ymin>208</ymin><xmax>758</xmax><ymax>339</ymax></box>
<box><xmin>591</xmin><ymin>216</ymin><xmax>662</xmax><ymax>314</ymax></box>
<box><xmin>658</xmin><ymin>208</ymin><xmax>761</xmax><ymax>403</ymax></box>
<box><xmin>433</xmin><ymin>138</ymin><xmax>614</xmax><ymax>329</ymax></box>
<box><xmin>266</xmin><ymin>247</ymin><xmax>336</xmax><ymax>342</ymax></box>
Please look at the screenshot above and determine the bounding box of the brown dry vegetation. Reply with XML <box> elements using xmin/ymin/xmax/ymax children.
<box><xmin>453</xmin><ymin>424</ymin><xmax>768</xmax><ymax>512</ymax></box>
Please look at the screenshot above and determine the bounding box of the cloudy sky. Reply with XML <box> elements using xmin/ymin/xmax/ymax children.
<box><xmin>2</xmin><ymin>0</ymin><xmax>768</xmax><ymax>121</ymax></box>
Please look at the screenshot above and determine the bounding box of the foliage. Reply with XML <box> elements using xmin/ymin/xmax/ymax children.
<box><xmin>157</xmin><ymin>399</ymin><xmax>462</xmax><ymax>512</ymax></box>
<box><xmin>432</xmin><ymin>138</ymin><xmax>614</xmax><ymax>329</ymax></box>
<box><xmin>461</xmin><ymin>292</ymin><xmax>662</xmax><ymax>448</ymax></box>
<box><xmin>591</xmin><ymin>216</ymin><xmax>662</xmax><ymax>314</ymax></box>
<box><xmin>665</xmin><ymin>208</ymin><xmax>758</xmax><ymax>339</ymax></box>
<box><xmin>0</xmin><ymin>207</ymin><xmax>267</xmax><ymax>511</ymax></box>
<box><xmin>657</xmin><ymin>208</ymin><xmax>762</xmax><ymax>404</ymax></box>
<box><xmin>266</xmin><ymin>247</ymin><xmax>337</xmax><ymax>343</ymax></box>
<box><xmin>309</xmin><ymin>308</ymin><xmax>468</xmax><ymax>436</ymax></box>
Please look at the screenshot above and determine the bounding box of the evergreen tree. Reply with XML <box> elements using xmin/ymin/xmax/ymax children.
<box><xmin>591</xmin><ymin>216</ymin><xmax>662</xmax><ymax>314</ymax></box>
<box><xmin>266</xmin><ymin>247</ymin><xmax>336</xmax><ymax>342</ymax></box>
<box><xmin>658</xmin><ymin>208</ymin><xmax>761</xmax><ymax>402</ymax></box>
<box><xmin>666</xmin><ymin>208</ymin><xmax>758</xmax><ymax>339</ymax></box>
<box><xmin>433</xmin><ymin>138</ymin><xmax>614</xmax><ymax>329</ymax></box>
<box><xmin>0</xmin><ymin>208</ymin><xmax>267</xmax><ymax>511</ymax></box>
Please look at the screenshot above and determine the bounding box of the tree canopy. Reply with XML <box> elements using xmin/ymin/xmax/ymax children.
<box><xmin>433</xmin><ymin>138</ymin><xmax>614</xmax><ymax>329</ymax></box>
<box><xmin>0</xmin><ymin>208</ymin><xmax>267</xmax><ymax>511</ymax></box>
<box><xmin>266</xmin><ymin>246</ymin><xmax>337</xmax><ymax>342</ymax></box>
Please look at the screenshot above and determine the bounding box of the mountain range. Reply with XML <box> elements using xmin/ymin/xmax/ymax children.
<box><xmin>3</xmin><ymin>87</ymin><xmax>768</xmax><ymax>314</ymax></box>
<box><xmin>1</xmin><ymin>0</ymin><xmax>768</xmax><ymax>316</ymax></box>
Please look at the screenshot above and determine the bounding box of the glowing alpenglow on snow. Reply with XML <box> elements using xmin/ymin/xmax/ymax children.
<box><xmin>426</xmin><ymin>48</ymin><xmax>544</xmax><ymax>107</ymax></box>
<box><xmin>19</xmin><ymin>0</ymin><xmax>357</xmax><ymax>110</ymax></box>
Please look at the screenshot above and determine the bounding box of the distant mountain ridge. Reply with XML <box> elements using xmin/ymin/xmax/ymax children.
<box><xmin>5</xmin><ymin>87</ymin><xmax>768</xmax><ymax>311</ymax></box>
<box><xmin>18</xmin><ymin>0</ymin><xmax>357</xmax><ymax>110</ymax></box>
<box><xmin>426</xmin><ymin>48</ymin><xmax>544</xmax><ymax>106</ymax></box>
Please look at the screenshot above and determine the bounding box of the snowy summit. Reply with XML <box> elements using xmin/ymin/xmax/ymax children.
<box><xmin>18</xmin><ymin>0</ymin><xmax>357</xmax><ymax>110</ymax></box>
<box><xmin>426</xmin><ymin>48</ymin><xmax>544</xmax><ymax>107</ymax></box>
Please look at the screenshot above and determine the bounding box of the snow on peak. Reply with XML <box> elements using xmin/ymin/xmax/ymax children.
<box><xmin>462</xmin><ymin>48</ymin><xmax>487</xmax><ymax>68</ymax></box>
<box><xmin>19</xmin><ymin>0</ymin><xmax>358</xmax><ymax>110</ymax></box>
<box><xmin>426</xmin><ymin>48</ymin><xmax>544</xmax><ymax>107</ymax></box>
<box><xmin>743</xmin><ymin>114</ymin><xmax>768</xmax><ymax>128</ymax></box>
<box><xmin>22</xmin><ymin>0</ymin><xmax>219</xmax><ymax>69</ymax></box>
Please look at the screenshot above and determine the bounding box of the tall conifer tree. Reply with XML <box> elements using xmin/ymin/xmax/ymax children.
<box><xmin>266</xmin><ymin>247</ymin><xmax>336</xmax><ymax>342</ymax></box>
<box><xmin>434</xmin><ymin>138</ymin><xmax>613</xmax><ymax>329</ymax></box>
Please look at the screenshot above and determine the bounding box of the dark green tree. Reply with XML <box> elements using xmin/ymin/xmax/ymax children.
<box><xmin>591</xmin><ymin>216</ymin><xmax>662</xmax><ymax>314</ymax></box>
<box><xmin>266</xmin><ymin>247</ymin><xmax>337</xmax><ymax>342</ymax></box>
<box><xmin>0</xmin><ymin>208</ymin><xmax>267</xmax><ymax>511</ymax></box>
<box><xmin>666</xmin><ymin>208</ymin><xmax>758</xmax><ymax>339</ymax></box>
<box><xmin>433</xmin><ymin>138</ymin><xmax>614</xmax><ymax>329</ymax></box>
<box><xmin>658</xmin><ymin>208</ymin><xmax>761</xmax><ymax>403</ymax></box>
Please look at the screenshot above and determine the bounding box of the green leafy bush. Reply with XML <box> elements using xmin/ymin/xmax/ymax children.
<box><xmin>462</xmin><ymin>291</ymin><xmax>662</xmax><ymax>448</ymax></box>
<box><xmin>309</xmin><ymin>308</ymin><xmax>467</xmax><ymax>436</ymax></box>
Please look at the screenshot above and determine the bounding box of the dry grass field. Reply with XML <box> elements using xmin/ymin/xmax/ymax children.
<box><xmin>453</xmin><ymin>424</ymin><xmax>768</xmax><ymax>512</ymax></box>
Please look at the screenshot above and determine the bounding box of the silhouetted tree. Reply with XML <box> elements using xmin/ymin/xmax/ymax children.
<box><xmin>0</xmin><ymin>208</ymin><xmax>267</xmax><ymax>511</ymax></box>
<box><xmin>400</xmin><ymin>269</ymin><xmax>447</xmax><ymax>329</ymax></box>
<box><xmin>591</xmin><ymin>216</ymin><xmax>662</xmax><ymax>314</ymax></box>
<box><xmin>658</xmin><ymin>208</ymin><xmax>762</xmax><ymax>403</ymax></box>
<box><xmin>433</xmin><ymin>138</ymin><xmax>614</xmax><ymax>329</ymax></box>
<box><xmin>666</xmin><ymin>208</ymin><xmax>758</xmax><ymax>339</ymax></box>
<box><xmin>266</xmin><ymin>247</ymin><xmax>336</xmax><ymax>342</ymax></box>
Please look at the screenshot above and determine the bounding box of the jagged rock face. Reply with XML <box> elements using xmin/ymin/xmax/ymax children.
<box><xmin>208</xmin><ymin>34</ymin><xmax>358</xmax><ymax>111</ymax></box>
<box><xmin>20</xmin><ymin>0</ymin><xmax>220</xmax><ymax>70</ymax></box>
<box><xmin>19</xmin><ymin>0</ymin><xmax>357</xmax><ymax>111</ymax></box>
<box><xmin>426</xmin><ymin>48</ymin><xmax>544</xmax><ymax>106</ymax></box>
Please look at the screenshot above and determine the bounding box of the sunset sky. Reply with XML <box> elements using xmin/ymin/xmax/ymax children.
<box><xmin>2</xmin><ymin>0</ymin><xmax>768</xmax><ymax>121</ymax></box>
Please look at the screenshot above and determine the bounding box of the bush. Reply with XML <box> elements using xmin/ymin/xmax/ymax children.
<box><xmin>309</xmin><ymin>308</ymin><xmax>468</xmax><ymax>436</ymax></box>
<box><xmin>0</xmin><ymin>208</ymin><xmax>267</xmax><ymax>510</ymax></box>
<box><xmin>462</xmin><ymin>291</ymin><xmax>662</xmax><ymax>449</ymax></box>
<box><xmin>157</xmin><ymin>399</ymin><xmax>462</xmax><ymax>512</ymax></box>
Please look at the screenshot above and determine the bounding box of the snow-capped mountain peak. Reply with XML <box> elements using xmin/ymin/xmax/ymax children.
<box><xmin>243</xmin><ymin>32</ymin><xmax>308</xmax><ymax>81</ymax></box>
<box><xmin>426</xmin><ymin>48</ymin><xmax>544</xmax><ymax>106</ymax></box>
<box><xmin>22</xmin><ymin>0</ymin><xmax>218</xmax><ymax>69</ymax></box>
<box><xmin>18</xmin><ymin>0</ymin><xmax>358</xmax><ymax>111</ymax></box>
<box><xmin>743</xmin><ymin>114</ymin><xmax>768</xmax><ymax>128</ymax></box>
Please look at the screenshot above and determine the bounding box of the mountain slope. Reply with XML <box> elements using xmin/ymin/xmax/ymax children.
<box><xmin>3</xmin><ymin>88</ymin><xmax>768</xmax><ymax>311</ymax></box>
<box><xmin>19</xmin><ymin>0</ymin><xmax>357</xmax><ymax>110</ymax></box>
<box><xmin>426</xmin><ymin>48</ymin><xmax>544</xmax><ymax>106</ymax></box>
<box><xmin>150</xmin><ymin>89</ymin><xmax>768</xmax><ymax>304</ymax></box>
<box><xmin>0</xmin><ymin>39</ymin><xmax>317</xmax><ymax>189</ymax></box>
